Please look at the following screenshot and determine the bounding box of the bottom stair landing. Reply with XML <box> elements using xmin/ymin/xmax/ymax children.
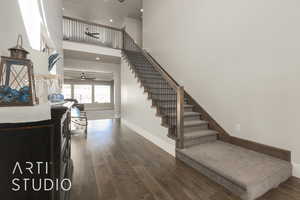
<box><xmin>176</xmin><ymin>141</ymin><xmax>292</xmax><ymax>200</ymax></box>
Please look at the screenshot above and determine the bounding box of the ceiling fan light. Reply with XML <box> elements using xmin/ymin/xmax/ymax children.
<box><xmin>80</xmin><ymin>73</ymin><xmax>86</xmax><ymax>80</ymax></box>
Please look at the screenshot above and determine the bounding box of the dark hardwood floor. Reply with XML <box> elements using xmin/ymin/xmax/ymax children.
<box><xmin>70</xmin><ymin>119</ymin><xmax>300</xmax><ymax>200</ymax></box>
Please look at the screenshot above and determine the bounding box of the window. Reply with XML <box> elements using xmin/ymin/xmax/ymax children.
<box><xmin>74</xmin><ymin>85</ymin><xmax>92</xmax><ymax>103</ymax></box>
<box><xmin>62</xmin><ymin>84</ymin><xmax>72</xmax><ymax>99</ymax></box>
<box><xmin>63</xmin><ymin>81</ymin><xmax>114</xmax><ymax>104</ymax></box>
<box><xmin>94</xmin><ymin>85</ymin><xmax>111</xmax><ymax>103</ymax></box>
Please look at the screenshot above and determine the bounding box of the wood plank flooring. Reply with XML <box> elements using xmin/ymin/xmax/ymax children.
<box><xmin>70</xmin><ymin>119</ymin><xmax>300</xmax><ymax>200</ymax></box>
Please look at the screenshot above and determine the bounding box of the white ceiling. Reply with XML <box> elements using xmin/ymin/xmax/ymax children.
<box><xmin>63</xmin><ymin>49</ymin><xmax>119</xmax><ymax>81</ymax></box>
<box><xmin>64</xmin><ymin>49</ymin><xmax>121</xmax><ymax>64</ymax></box>
<box><xmin>63</xmin><ymin>0</ymin><xmax>142</xmax><ymax>28</ymax></box>
<box><xmin>64</xmin><ymin>69</ymin><xmax>114</xmax><ymax>81</ymax></box>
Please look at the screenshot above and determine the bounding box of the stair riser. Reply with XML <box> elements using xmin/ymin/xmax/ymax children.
<box><xmin>160</xmin><ymin>114</ymin><xmax>200</xmax><ymax>121</ymax></box>
<box><xmin>138</xmin><ymin>73</ymin><xmax>161</xmax><ymax>78</ymax></box>
<box><xmin>134</xmin><ymin>65</ymin><xmax>154</xmax><ymax>69</ymax></box>
<box><xmin>176</xmin><ymin>151</ymin><xmax>246</xmax><ymax>199</ymax></box>
<box><xmin>148</xmin><ymin>89</ymin><xmax>175</xmax><ymax>94</ymax></box>
<box><xmin>144</xmin><ymin>86</ymin><xmax>173</xmax><ymax>90</ymax></box>
<box><xmin>153</xmin><ymin>100</ymin><xmax>188</xmax><ymax>106</ymax></box>
<box><xmin>152</xmin><ymin>97</ymin><xmax>177</xmax><ymax>102</ymax></box>
<box><xmin>184</xmin><ymin>115</ymin><xmax>201</xmax><ymax>121</ymax></box>
<box><xmin>126</xmin><ymin>55</ymin><xmax>145</xmax><ymax>59</ymax></box>
<box><xmin>136</xmin><ymin>71</ymin><xmax>160</xmax><ymax>76</ymax></box>
<box><xmin>184</xmin><ymin>124</ymin><xmax>209</xmax><ymax>132</ymax></box>
<box><xmin>139</xmin><ymin>76</ymin><xmax>163</xmax><ymax>80</ymax></box>
<box><xmin>159</xmin><ymin>107</ymin><xmax>194</xmax><ymax>113</ymax></box>
<box><xmin>128</xmin><ymin>58</ymin><xmax>145</xmax><ymax>61</ymax></box>
<box><xmin>126</xmin><ymin>56</ymin><xmax>146</xmax><ymax>60</ymax></box>
<box><xmin>184</xmin><ymin>107</ymin><xmax>194</xmax><ymax>112</ymax></box>
<box><xmin>140</xmin><ymin>78</ymin><xmax>166</xmax><ymax>83</ymax></box>
<box><xmin>138</xmin><ymin>74</ymin><xmax>162</xmax><ymax>78</ymax></box>
<box><xmin>134</xmin><ymin>66</ymin><xmax>155</xmax><ymax>71</ymax></box>
<box><xmin>184</xmin><ymin>135</ymin><xmax>217</xmax><ymax>148</ymax></box>
<box><xmin>132</xmin><ymin>62</ymin><xmax>151</xmax><ymax>66</ymax></box>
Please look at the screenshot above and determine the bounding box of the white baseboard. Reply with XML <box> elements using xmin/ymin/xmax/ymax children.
<box><xmin>122</xmin><ymin>119</ymin><xmax>176</xmax><ymax>157</ymax></box>
<box><xmin>293</xmin><ymin>162</ymin><xmax>300</xmax><ymax>178</ymax></box>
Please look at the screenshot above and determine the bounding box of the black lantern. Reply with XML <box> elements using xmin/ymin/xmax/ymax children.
<box><xmin>0</xmin><ymin>35</ymin><xmax>39</xmax><ymax>106</ymax></box>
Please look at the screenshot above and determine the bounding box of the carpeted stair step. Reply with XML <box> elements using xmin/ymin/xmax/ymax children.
<box><xmin>160</xmin><ymin>104</ymin><xmax>194</xmax><ymax>112</ymax></box>
<box><xmin>143</xmin><ymin>83</ymin><xmax>173</xmax><ymax>88</ymax></box>
<box><xmin>151</xmin><ymin>96</ymin><xmax>188</xmax><ymax>102</ymax></box>
<box><xmin>138</xmin><ymin>75</ymin><xmax>163</xmax><ymax>80</ymax></box>
<box><xmin>148</xmin><ymin>88</ymin><xmax>175</xmax><ymax>93</ymax></box>
<box><xmin>140</xmin><ymin>78</ymin><xmax>166</xmax><ymax>83</ymax></box>
<box><xmin>167</xmin><ymin>111</ymin><xmax>201</xmax><ymax>121</ymax></box>
<box><xmin>137</xmin><ymin>72</ymin><xmax>162</xmax><ymax>77</ymax></box>
<box><xmin>134</xmin><ymin>68</ymin><xmax>156</xmax><ymax>73</ymax></box>
<box><xmin>176</xmin><ymin>141</ymin><xmax>292</xmax><ymax>200</ymax></box>
<box><xmin>134</xmin><ymin>65</ymin><xmax>155</xmax><ymax>70</ymax></box>
<box><xmin>150</xmin><ymin>90</ymin><xmax>176</xmax><ymax>95</ymax></box>
<box><xmin>184</xmin><ymin>130</ymin><xmax>218</xmax><ymax>147</ymax></box>
<box><xmin>132</xmin><ymin>61</ymin><xmax>149</xmax><ymax>65</ymax></box>
<box><xmin>183</xmin><ymin>120</ymin><xmax>209</xmax><ymax>132</ymax></box>
<box><xmin>151</xmin><ymin>95</ymin><xmax>177</xmax><ymax>101</ymax></box>
<box><xmin>136</xmin><ymin>71</ymin><xmax>161</xmax><ymax>76</ymax></box>
<box><xmin>125</xmin><ymin>53</ymin><xmax>144</xmax><ymax>58</ymax></box>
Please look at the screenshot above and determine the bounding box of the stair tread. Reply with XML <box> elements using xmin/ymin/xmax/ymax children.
<box><xmin>169</xmin><ymin>111</ymin><xmax>200</xmax><ymax>117</ymax></box>
<box><xmin>184</xmin><ymin>130</ymin><xmax>218</xmax><ymax>140</ymax></box>
<box><xmin>160</xmin><ymin>104</ymin><xmax>193</xmax><ymax>108</ymax></box>
<box><xmin>184</xmin><ymin>120</ymin><xmax>208</xmax><ymax>126</ymax></box>
<box><xmin>137</xmin><ymin>71</ymin><xmax>160</xmax><ymax>74</ymax></box>
<box><xmin>177</xmin><ymin>141</ymin><xmax>292</xmax><ymax>192</ymax></box>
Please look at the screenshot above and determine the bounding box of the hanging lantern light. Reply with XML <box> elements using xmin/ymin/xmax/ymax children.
<box><xmin>0</xmin><ymin>35</ymin><xmax>39</xmax><ymax>106</ymax></box>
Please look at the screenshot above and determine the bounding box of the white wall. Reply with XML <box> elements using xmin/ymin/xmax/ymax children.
<box><xmin>0</xmin><ymin>0</ymin><xmax>30</xmax><ymax>55</ymax></box>
<box><xmin>143</xmin><ymin>0</ymin><xmax>300</xmax><ymax>175</ymax></box>
<box><xmin>64</xmin><ymin>58</ymin><xmax>121</xmax><ymax>115</ymax></box>
<box><xmin>0</xmin><ymin>0</ymin><xmax>63</xmax><ymax>123</ymax></box>
<box><xmin>121</xmin><ymin>59</ymin><xmax>175</xmax><ymax>156</ymax></box>
<box><xmin>0</xmin><ymin>0</ymin><xmax>62</xmax><ymax>73</ymax></box>
<box><xmin>123</xmin><ymin>17</ymin><xmax>143</xmax><ymax>47</ymax></box>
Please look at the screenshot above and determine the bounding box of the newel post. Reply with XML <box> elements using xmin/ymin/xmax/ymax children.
<box><xmin>177</xmin><ymin>86</ymin><xmax>185</xmax><ymax>149</ymax></box>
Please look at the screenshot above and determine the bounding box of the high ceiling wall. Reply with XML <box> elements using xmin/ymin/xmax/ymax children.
<box><xmin>63</xmin><ymin>0</ymin><xmax>142</xmax><ymax>28</ymax></box>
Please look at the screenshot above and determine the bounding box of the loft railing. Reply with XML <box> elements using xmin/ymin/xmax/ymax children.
<box><xmin>123</xmin><ymin>32</ymin><xmax>185</xmax><ymax>149</ymax></box>
<box><xmin>63</xmin><ymin>16</ymin><xmax>123</xmax><ymax>49</ymax></box>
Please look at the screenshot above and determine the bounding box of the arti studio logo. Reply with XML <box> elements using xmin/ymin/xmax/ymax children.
<box><xmin>11</xmin><ymin>162</ymin><xmax>71</xmax><ymax>192</ymax></box>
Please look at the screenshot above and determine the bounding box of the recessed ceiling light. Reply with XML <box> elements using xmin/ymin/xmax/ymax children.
<box><xmin>140</xmin><ymin>9</ymin><xmax>144</xmax><ymax>13</ymax></box>
<box><xmin>109</xmin><ymin>19</ymin><xmax>113</xmax><ymax>23</ymax></box>
<box><xmin>62</xmin><ymin>7</ymin><xmax>65</xmax><ymax>11</ymax></box>
<box><xmin>96</xmin><ymin>57</ymin><xmax>101</xmax><ymax>61</ymax></box>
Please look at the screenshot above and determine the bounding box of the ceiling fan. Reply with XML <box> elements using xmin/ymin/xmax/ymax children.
<box><xmin>80</xmin><ymin>72</ymin><xmax>96</xmax><ymax>80</ymax></box>
<box><xmin>105</xmin><ymin>0</ymin><xmax>125</xmax><ymax>3</ymax></box>
<box><xmin>85</xmin><ymin>28</ymin><xmax>100</xmax><ymax>39</ymax></box>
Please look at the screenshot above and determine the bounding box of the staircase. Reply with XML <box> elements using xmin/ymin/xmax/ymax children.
<box><xmin>122</xmin><ymin>32</ymin><xmax>292</xmax><ymax>200</ymax></box>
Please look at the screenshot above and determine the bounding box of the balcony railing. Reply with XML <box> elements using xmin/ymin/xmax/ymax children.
<box><xmin>63</xmin><ymin>16</ymin><xmax>123</xmax><ymax>49</ymax></box>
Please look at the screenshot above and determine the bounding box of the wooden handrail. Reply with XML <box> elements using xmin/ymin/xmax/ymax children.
<box><xmin>123</xmin><ymin>31</ymin><xmax>181</xmax><ymax>91</ymax></box>
<box><xmin>123</xmin><ymin>31</ymin><xmax>185</xmax><ymax>148</ymax></box>
<box><xmin>63</xmin><ymin>16</ymin><xmax>122</xmax><ymax>32</ymax></box>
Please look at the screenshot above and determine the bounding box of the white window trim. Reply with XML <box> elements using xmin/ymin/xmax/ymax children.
<box><xmin>63</xmin><ymin>80</ymin><xmax>114</xmax><ymax>105</ymax></box>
